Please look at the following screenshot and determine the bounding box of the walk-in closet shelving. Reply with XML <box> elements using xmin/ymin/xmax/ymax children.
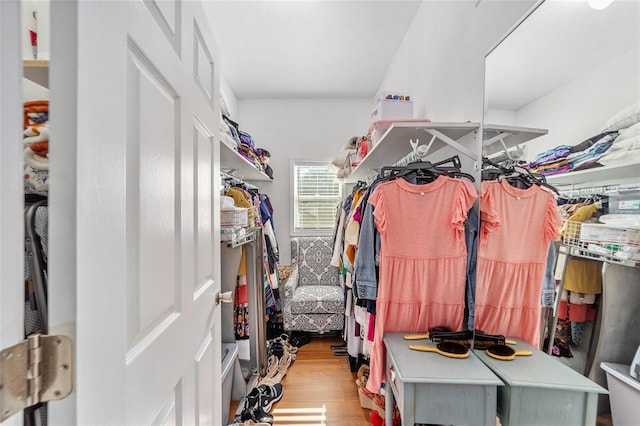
<box><xmin>220</xmin><ymin>227</ymin><xmax>268</xmax><ymax>386</ymax></box>
<box><xmin>344</xmin><ymin>122</ymin><xmax>480</xmax><ymax>183</ymax></box>
<box><xmin>482</xmin><ymin>123</ymin><xmax>548</xmax><ymax>157</ymax></box>
<box><xmin>220</xmin><ymin>134</ymin><xmax>272</xmax><ymax>182</ymax></box>
<box><xmin>219</xmin><ymin>137</ymin><xmax>273</xmax><ymax>418</ymax></box>
<box><xmin>546</xmin><ymin>246</ymin><xmax>640</xmax><ymax>413</ymax></box>
<box><xmin>540</xmin><ymin>161</ymin><xmax>640</xmax><ymax>415</ymax></box>
<box><xmin>545</xmin><ymin>161</ymin><xmax>640</xmax><ymax>187</ymax></box>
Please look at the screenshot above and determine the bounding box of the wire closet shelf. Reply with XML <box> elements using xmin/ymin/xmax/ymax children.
<box><xmin>561</xmin><ymin>220</ymin><xmax>640</xmax><ymax>268</ymax></box>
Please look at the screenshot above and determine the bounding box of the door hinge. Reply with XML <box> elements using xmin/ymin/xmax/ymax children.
<box><xmin>0</xmin><ymin>334</ymin><xmax>73</xmax><ymax>423</ymax></box>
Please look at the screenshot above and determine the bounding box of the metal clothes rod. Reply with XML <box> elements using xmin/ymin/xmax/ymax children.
<box><xmin>221</xmin><ymin>171</ymin><xmax>259</xmax><ymax>190</ymax></box>
<box><xmin>558</xmin><ymin>183</ymin><xmax>640</xmax><ymax>198</ymax></box>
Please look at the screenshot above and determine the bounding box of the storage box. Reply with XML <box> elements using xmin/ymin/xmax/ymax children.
<box><xmin>579</xmin><ymin>223</ymin><xmax>640</xmax><ymax>245</ymax></box>
<box><xmin>371</xmin><ymin>97</ymin><xmax>413</xmax><ymax>121</ymax></box>
<box><xmin>609</xmin><ymin>191</ymin><xmax>640</xmax><ymax>214</ymax></box>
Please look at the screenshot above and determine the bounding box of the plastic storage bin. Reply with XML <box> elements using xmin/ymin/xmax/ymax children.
<box><xmin>601</xmin><ymin>362</ymin><xmax>640</xmax><ymax>426</ymax></box>
<box><xmin>222</xmin><ymin>343</ymin><xmax>239</xmax><ymax>424</ymax></box>
<box><xmin>371</xmin><ymin>92</ymin><xmax>413</xmax><ymax>121</ymax></box>
<box><xmin>609</xmin><ymin>191</ymin><xmax>640</xmax><ymax>215</ymax></box>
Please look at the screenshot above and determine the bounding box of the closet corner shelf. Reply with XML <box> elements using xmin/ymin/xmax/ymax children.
<box><xmin>344</xmin><ymin>121</ymin><xmax>480</xmax><ymax>183</ymax></box>
<box><xmin>482</xmin><ymin>124</ymin><xmax>548</xmax><ymax>157</ymax></box>
<box><xmin>223</xmin><ymin>227</ymin><xmax>259</xmax><ymax>248</ymax></box>
<box><xmin>23</xmin><ymin>60</ymin><xmax>49</xmax><ymax>68</ymax></box>
<box><xmin>545</xmin><ymin>161</ymin><xmax>640</xmax><ymax>187</ymax></box>
<box><xmin>558</xmin><ymin>244</ymin><xmax>639</xmax><ymax>269</ymax></box>
<box><xmin>220</xmin><ymin>136</ymin><xmax>272</xmax><ymax>182</ymax></box>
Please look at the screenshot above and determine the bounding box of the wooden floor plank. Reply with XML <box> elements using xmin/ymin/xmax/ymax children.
<box><xmin>228</xmin><ymin>335</ymin><xmax>372</xmax><ymax>425</ymax></box>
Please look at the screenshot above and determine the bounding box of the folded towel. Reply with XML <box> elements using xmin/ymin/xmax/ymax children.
<box><xmin>23</xmin><ymin>100</ymin><xmax>49</xmax><ymax>129</ymax></box>
<box><xmin>27</xmin><ymin>111</ymin><xmax>49</xmax><ymax>125</ymax></box>
<box><xmin>29</xmin><ymin>141</ymin><xmax>48</xmax><ymax>157</ymax></box>
<box><xmin>24</xmin><ymin>147</ymin><xmax>49</xmax><ymax>170</ymax></box>
<box><xmin>23</xmin><ymin>123</ymin><xmax>49</xmax><ymax>145</ymax></box>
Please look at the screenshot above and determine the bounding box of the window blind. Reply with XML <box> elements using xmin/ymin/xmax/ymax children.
<box><xmin>293</xmin><ymin>163</ymin><xmax>342</xmax><ymax>231</ymax></box>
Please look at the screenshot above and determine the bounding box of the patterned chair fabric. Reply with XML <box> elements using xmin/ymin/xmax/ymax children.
<box><xmin>294</xmin><ymin>237</ymin><xmax>340</xmax><ymax>287</ymax></box>
<box><xmin>283</xmin><ymin>236</ymin><xmax>344</xmax><ymax>333</ymax></box>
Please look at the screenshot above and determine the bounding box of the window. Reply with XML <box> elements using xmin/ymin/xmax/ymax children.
<box><xmin>292</xmin><ymin>161</ymin><xmax>342</xmax><ymax>234</ymax></box>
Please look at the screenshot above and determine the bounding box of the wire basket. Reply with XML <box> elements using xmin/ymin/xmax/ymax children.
<box><xmin>562</xmin><ymin>220</ymin><xmax>640</xmax><ymax>264</ymax></box>
<box><xmin>221</xmin><ymin>207</ymin><xmax>248</xmax><ymax>227</ymax></box>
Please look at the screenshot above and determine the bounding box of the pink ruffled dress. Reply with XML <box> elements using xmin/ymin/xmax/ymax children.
<box><xmin>475</xmin><ymin>179</ymin><xmax>561</xmax><ymax>347</ymax></box>
<box><xmin>365</xmin><ymin>176</ymin><xmax>478</xmax><ymax>394</ymax></box>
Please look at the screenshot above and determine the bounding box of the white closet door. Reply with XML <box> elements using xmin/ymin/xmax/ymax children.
<box><xmin>48</xmin><ymin>0</ymin><xmax>222</xmax><ymax>424</ymax></box>
<box><xmin>0</xmin><ymin>1</ymin><xmax>26</xmax><ymax>424</ymax></box>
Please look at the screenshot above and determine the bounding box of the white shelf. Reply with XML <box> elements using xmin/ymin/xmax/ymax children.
<box><xmin>545</xmin><ymin>162</ymin><xmax>640</xmax><ymax>187</ymax></box>
<box><xmin>23</xmin><ymin>60</ymin><xmax>49</xmax><ymax>68</ymax></box>
<box><xmin>219</xmin><ymin>137</ymin><xmax>272</xmax><ymax>182</ymax></box>
<box><xmin>344</xmin><ymin>121</ymin><xmax>480</xmax><ymax>183</ymax></box>
<box><xmin>482</xmin><ymin>124</ymin><xmax>548</xmax><ymax>157</ymax></box>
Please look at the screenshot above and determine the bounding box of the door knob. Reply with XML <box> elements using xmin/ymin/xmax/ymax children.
<box><xmin>215</xmin><ymin>290</ymin><xmax>233</xmax><ymax>305</ymax></box>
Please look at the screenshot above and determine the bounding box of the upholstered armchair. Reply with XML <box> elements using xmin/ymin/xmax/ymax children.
<box><xmin>283</xmin><ymin>236</ymin><xmax>345</xmax><ymax>333</ymax></box>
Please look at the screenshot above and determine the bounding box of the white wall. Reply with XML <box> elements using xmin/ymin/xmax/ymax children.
<box><xmin>378</xmin><ymin>0</ymin><xmax>536</xmax><ymax>123</ymax></box>
<box><xmin>237</xmin><ymin>98</ymin><xmax>372</xmax><ymax>264</ymax></box>
<box><xmin>220</xmin><ymin>76</ymin><xmax>239</xmax><ymax>120</ymax></box>
<box><xmin>511</xmin><ymin>45</ymin><xmax>640</xmax><ymax>160</ymax></box>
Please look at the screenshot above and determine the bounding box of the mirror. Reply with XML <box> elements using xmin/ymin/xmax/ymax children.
<box><xmin>477</xmin><ymin>0</ymin><xmax>640</xmax><ymax>351</ymax></box>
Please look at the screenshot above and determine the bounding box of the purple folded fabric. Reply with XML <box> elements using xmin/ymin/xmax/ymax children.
<box><xmin>531</xmin><ymin>148</ymin><xmax>571</xmax><ymax>167</ymax></box>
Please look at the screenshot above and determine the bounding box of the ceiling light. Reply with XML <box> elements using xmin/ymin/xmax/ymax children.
<box><xmin>588</xmin><ymin>0</ymin><xmax>614</xmax><ymax>10</ymax></box>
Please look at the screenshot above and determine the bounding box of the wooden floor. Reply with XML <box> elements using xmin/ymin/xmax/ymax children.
<box><xmin>229</xmin><ymin>335</ymin><xmax>373</xmax><ymax>425</ymax></box>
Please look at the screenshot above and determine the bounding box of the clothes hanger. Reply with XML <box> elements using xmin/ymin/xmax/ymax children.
<box><xmin>381</xmin><ymin>155</ymin><xmax>475</xmax><ymax>183</ymax></box>
<box><xmin>482</xmin><ymin>157</ymin><xmax>559</xmax><ymax>195</ymax></box>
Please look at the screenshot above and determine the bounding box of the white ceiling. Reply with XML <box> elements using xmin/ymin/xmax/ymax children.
<box><xmin>486</xmin><ymin>0</ymin><xmax>640</xmax><ymax>111</ymax></box>
<box><xmin>202</xmin><ymin>0</ymin><xmax>421</xmax><ymax>99</ymax></box>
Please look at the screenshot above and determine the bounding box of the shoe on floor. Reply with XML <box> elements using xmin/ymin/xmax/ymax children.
<box><xmin>289</xmin><ymin>332</ymin><xmax>311</xmax><ymax>348</ymax></box>
<box><xmin>256</xmin><ymin>383</ymin><xmax>284</xmax><ymax>412</ymax></box>
<box><xmin>240</xmin><ymin>406</ymin><xmax>273</xmax><ymax>425</ymax></box>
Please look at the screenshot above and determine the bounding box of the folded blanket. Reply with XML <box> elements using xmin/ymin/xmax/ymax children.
<box><xmin>532</xmin><ymin>159</ymin><xmax>569</xmax><ymax>172</ymax></box>
<box><xmin>239</xmin><ymin>131</ymin><xmax>257</xmax><ymax>151</ymax></box>
<box><xmin>24</xmin><ymin>147</ymin><xmax>49</xmax><ymax>170</ymax></box>
<box><xmin>528</xmin><ymin>145</ymin><xmax>571</xmax><ymax>167</ymax></box>
<box><xmin>23</xmin><ymin>100</ymin><xmax>49</xmax><ymax>129</ymax></box>
<box><xmin>572</xmin><ymin>160</ymin><xmax>602</xmax><ymax>171</ymax></box>
<box><xmin>566</xmin><ymin>135</ymin><xmax>615</xmax><ymax>166</ymax></box>
<box><xmin>23</xmin><ymin>122</ymin><xmax>49</xmax><ymax>145</ymax></box>
<box><xmin>29</xmin><ymin>141</ymin><xmax>48</xmax><ymax>157</ymax></box>
<box><xmin>569</xmin><ymin>130</ymin><xmax>618</xmax><ymax>153</ymax></box>
<box><xmin>27</xmin><ymin>111</ymin><xmax>49</xmax><ymax>124</ymax></box>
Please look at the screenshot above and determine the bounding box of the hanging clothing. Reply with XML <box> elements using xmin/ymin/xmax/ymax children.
<box><xmin>365</xmin><ymin>176</ymin><xmax>477</xmax><ymax>394</ymax></box>
<box><xmin>475</xmin><ymin>180</ymin><xmax>562</xmax><ymax>347</ymax></box>
<box><xmin>563</xmin><ymin>258</ymin><xmax>602</xmax><ymax>294</ymax></box>
<box><xmin>464</xmin><ymin>203</ymin><xmax>479</xmax><ymax>330</ymax></box>
<box><xmin>235</xmin><ymin>246</ymin><xmax>250</xmax><ymax>339</ymax></box>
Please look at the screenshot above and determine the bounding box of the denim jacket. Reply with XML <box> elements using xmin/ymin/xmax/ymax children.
<box><xmin>354</xmin><ymin>200</ymin><xmax>380</xmax><ymax>300</ymax></box>
<box><xmin>465</xmin><ymin>202</ymin><xmax>479</xmax><ymax>329</ymax></box>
